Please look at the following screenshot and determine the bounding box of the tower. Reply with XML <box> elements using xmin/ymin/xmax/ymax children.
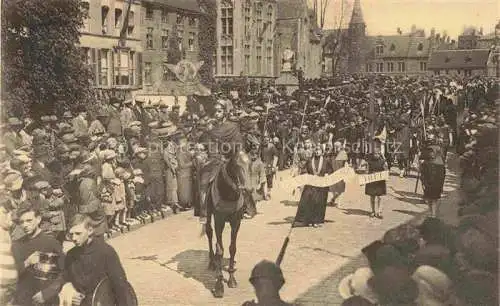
<box><xmin>347</xmin><ymin>0</ymin><xmax>366</xmax><ymax>74</ymax></box>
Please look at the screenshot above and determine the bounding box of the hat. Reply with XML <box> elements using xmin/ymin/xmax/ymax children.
<box><xmin>133</xmin><ymin>147</ymin><xmax>147</xmax><ymax>156</ymax></box>
<box><xmin>383</xmin><ymin>224</ymin><xmax>420</xmax><ymax>256</ymax></box>
<box><xmin>254</xmin><ymin>106</ymin><xmax>264</xmax><ymax>112</ymax></box>
<box><xmin>33</xmin><ymin>181</ymin><xmax>51</xmax><ymax>190</ymax></box>
<box><xmin>148</xmin><ymin>121</ymin><xmax>159</xmax><ymax>129</ymax></box>
<box><xmin>101</xmin><ymin>150</ymin><xmax>117</xmax><ymax>161</ymax></box>
<box><xmin>129</xmin><ymin>121</ymin><xmax>141</xmax><ymax>128</ymax></box>
<box><xmin>135</xmin><ymin>98</ymin><xmax>145</xmax><ymax>104</ymax></box>
<box><xmin>14</xmin><ymin>154</ymin><xmax>31</xmax><ymax>164</ymax></box>
<box><xmin>3</xmin><ymin>171</ymin><xmax>23</xmax><ymax>191</ymax></box>
<box><xmin>12</xmin><ymin>149</ymin><xmax>30</xmax><ymax>157</ymax></box>
<box><xmin>41</xmin><ymin>116</ymin><xmax>51</xmax><ymax>123</ymax></box>
<box><xmin>249</xmin><ymin>112</ymin><xmax>259</xmax><ymax>119</ymax></box>
<box><xmin>249</xmin><ymin>260</ymin><xmax>285</xmax><ymax>288</ymax></box>
<box><xmin>49</xmin><ymin>115</ymin><xmax>58</xmax><ymax>122</ymax></box>
<box><xmin>338</xmin><ymin>267</ymin><xmax>378</xmax><ymax>304</ymax></box>
<box><xmin>123</xmin><ymin>99</ymin><xmax>133</xmax><ymax>105</ymax></box>
<box><xmin>7</xmin><ymin>117</ymin><xmax>23</xmax><ymax>126</ymax></box>
<box><xmin>106</xmin><ymin>138</ymin><xmax>118</xmax><ymax>149</ymax></box>
<box><xmin>62</xmin><ymin>111</ymin><xmax>73</xmax><ymax>119</ymax></box>
<box><xmin>62</xmin><ymin>134</ymin><xmax>78</xmax><ymax>144</ymax></box>
<box><xmin>411</xmin><ymin>265</ymin><xmax>452</xmax><ymax>306</ymax></box>
<box><xmin>132</xmin><ymin>169</ymin><xmax>143</xmax><ymax>176</ymax></box>
<box><xmin>161</xmin><ymin>121</ymin><xmax>173</xmax><ymax>128</ymax></box>
<box><xmin>69</xmin><ymin>151</ymin><xmax>81</xmax><ymax>160</ymax></box>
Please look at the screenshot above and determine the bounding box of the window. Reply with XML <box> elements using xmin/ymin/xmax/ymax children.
<box><xmin>161</xmin><ymin>29</ymin><xmax>169</xmax><ymax>49</ymax></box>
<box><xmin>113</xmin><ymin>50</ymin><xmax>132</xmax><ymax>85</ymax></box>
<box><xmin>221</xmin><ymin>46</ymin><xmax>233</xmax><ymax>74</ymax></box>
<box><xmin>137</xmin><ymin>53</ymin><xmax>142</xmax><ymax>85</ymax></box>
<box><xmin>387</xmin><ymin>62</ymin><xmax>394</xmax><ymax>72</ymax></box>
<box><xmin>176</xmin><ymin>14</ymin><xmax>184</xmax><ymax>25</ymax></box>
<box><xmin>420</xmin><ymin>61</ymin><xmax>427</xmax><ymax>71</ymax></box>
<box><xmin>101</xmin><ymin>6</ymin><xmax>109</xmax><ymax>34</ymax></box>
<box><xmin>267</xmin><ymin>4</ymin><xmax>273</xmax><ymax>21</ymax></box>
<box><xmin>256</xmin><ymin>46</ymin><xmax>262</xmax><ymax>74</ymax></box>
<box><xmin>177</xmin><ymin>29</ymin><xmax>184</xmax><ymax>50</ymax></box>
<box><xmin>417</xmin><ymin>43</ymin><xmax>424</xmax><ymax>51</ymax></box>
<box><xmin>98</xmin><ymin>49</ymin><xmax>108</xmax><ymax>86</ymax></box>
<box><xmin>188</xmin><ymin>32</ymin><xmax>195</xmax><ymax>51</ymax></box>
<box><xmin>115</xmin><ymin>8</ymin><xmax>122</xmax><ymax>28</ymax></box>
<box><xmin>129</xmin><ymin>51</ymin><xmax>135</xmax><ymax>85</ymax></box>
<box><xmin>398</xmin><ymin>62</ymin><xmax>405</xmax><ymax>72</ymax></box>
<box><xmin>244</xmin><ymin>44</ymin><xmax>250</xmax><ymax>54</ymax></box>
<box><xmin>146</xmin><ymin>27</ymin><xmax>153</xmax><ymax>49</ymax></box>
<box><xmin>266</xmin><ymin>47</ymin><xmax>272</xmax><ymax>75</ymax></box>
<box><xmin>389</xmin><ymin>44</ymin><xmax>395</xmax><ymax>52</ymax></box>
<box><xmin>256</xmin><ymin>3</ymin><xmax>263</xmax><ymax>18</ymax></box>
<box><xmin>144</xmin><ymin>62</ymin><xmax>152</xmax><ymax>84</ymax></box>
<box><xmin>161</xmin><ymin>9</ymin><xmax>168</xmax><ymax>23</ymax></box>
<box><xmin>145</xmin><ymin>6</ymin><xmax>153</xmax><ymax>20</ymax></box>
<box><xmin>221</xmin><ymin>2</ymin><xmax>233</xmax><ymax>35</ymax></box>
<box><xmin>127</xmin><ymin>11</ymin><xmax>135</xmax><ymax>36</ymax></box>
<box><xmin>244</xmin><ymin>55</ymin><xmax>250</xmax><ymax>74</ymax></box>
<box><xmin>82</xmin><ymin>48</ymin><xmax>96</xmax><ymax>85</ymax></box>
<box><xmin>376</xmin><ymin>62</ymin><xmax>384</xmax><ymax>72</ymax></box>
<box><xmin>81</xmin><ymin>1</ymin><xmax>90</xmax><ymax>31</ymax></box>
<box><xmin>244</xmin><ymin>0</ymin><xmax>251</xmax><ymax>16</ymax></box>
<box><xmin>376</xmin><ymin>45</ymin><xmax>384</xmax><ymax>55</ymax></box>
<box><xmin>189</xmin><ymin>17</ymin><xmax>196</xmax><ymax>26</ymax></box>
<box><xmin>465</xmin><ymin>69</ymin><xmax>471</xmax><ymax>77</ymax></box>
<box><xmin>244</xmin><ymin>16</ymin><xmax>251</xmax><ymax>36</ymax></box>
<box><xmin>365</xmin><ymin>63</ymin><xmax>373</xmax><ymax>72</ymax></box>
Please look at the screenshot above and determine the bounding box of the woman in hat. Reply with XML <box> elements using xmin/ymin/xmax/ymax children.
<box><xmin>365</xmin><ymin>140</ymin><xmax>387</xmax><ymax>219</ymax></box>
<box><xmin>420</xmin><ymin>134</ymin><xmax>446</xmax><ymax>218</ymax></box>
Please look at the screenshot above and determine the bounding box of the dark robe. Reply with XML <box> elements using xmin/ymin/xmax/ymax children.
<box><xmin>294</xmin><ymin>156</ymin><xmax>332</xmax><ymax>226</ymax></box>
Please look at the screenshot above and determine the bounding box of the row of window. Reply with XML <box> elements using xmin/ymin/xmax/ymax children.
<box><xmin>433</xmin><ymin>69</ymin><xmax>473</xmax><ymax>76</ymax></box>
<box><xmin>145</xmin><ymin>6</ymin><xmax>197</xmax><ymax>27</ymax></box>
<box><xmin>375</xmin><ymin>42</ymin><xmax>425</xmax><ymax>55</ymax></box>
<box><xmin>82</xmin><ymin>48</ymin><xmax>140</xmax><ymax>87</ymax></box>
<box><xmin>242</xmin><ymin>0</ymin><xmax>274</xmax><ymax>20</ymax></box>
<box><xmin>145</xmin><ymin>28</ymin><xmax>196</xmax><ymax>51</ymax></box>
<box><xmin>366</xmin><ymin>61</ymin><xmax>427</xmax><ymax>72</ymax></box>
<box><xmin>218</xmin><ymin>46</ymin><xmax>273</xmax><ymax>76</ymax></box>
<box><xmin>82</xmin><ymin>5</ymin><xmax>136</xmax><ymax>36</ymax></box>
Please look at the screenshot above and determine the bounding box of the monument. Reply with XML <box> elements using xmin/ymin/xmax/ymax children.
<box><xmin>275</xmin><ymin>48</ymin><xmax>300</xmax><ymax>96</ymax></box>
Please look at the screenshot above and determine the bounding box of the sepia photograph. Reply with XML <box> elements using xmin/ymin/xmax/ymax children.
<box><xmin>0</xmin><ymin>0</ymin><xmax>498</xmax><ymax>305</ymax></box>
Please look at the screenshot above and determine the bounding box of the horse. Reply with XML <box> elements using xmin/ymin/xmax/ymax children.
<box><xmin>204</xmin><ymin>150</ymin><xmax>250</xmax><ymax>298</ymax></box>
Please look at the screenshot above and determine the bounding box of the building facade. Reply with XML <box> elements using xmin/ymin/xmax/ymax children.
<box><xmin>427</xmin><ymin>49</ymin><xmax>496</xmax><ymax>77</ymax></box>
<box><xmin>79</xmin><ymin>0</ymin><xmax>144</xmax><ymax>101</ymax></box>
<box><xmin>138</xmin><ymin>0</ymin><xmax>203</xmax><ymax>97</ymax></box>
<box><xmin>276</xmin><ymin>0</ymin><xmax>322</xmax><ymax>80</ymax></box>
<box><xmin>214</xmin><ymin>0</ymin><xmax>277</xmax><ymax>82</ymax></box>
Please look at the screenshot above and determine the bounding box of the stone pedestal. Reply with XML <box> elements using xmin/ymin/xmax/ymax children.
<box><xmin>275</xmin><ymin>71</ymin><xmax>299</xmax><ymax>96</ymax></box>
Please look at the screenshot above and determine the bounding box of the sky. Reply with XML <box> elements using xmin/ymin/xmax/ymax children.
<box><xmin>310</xmin><ymin>0</ymin><xmax>499</xmax><ymax>39</ymax></box>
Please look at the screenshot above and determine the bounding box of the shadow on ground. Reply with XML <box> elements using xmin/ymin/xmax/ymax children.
<box><xmin>281</xmin><ymin>200</ymin><xmax>300</xmax><ymax>207</ymax></box>
<box><xmin>340</xmin><ymin>208</ymin><xmax>372</xmax><ymax>217</ymax></box>
<box><xmin>131</xmin><ymin>250</ymin><xmax>231</xmax><ymax>294</ymax></box>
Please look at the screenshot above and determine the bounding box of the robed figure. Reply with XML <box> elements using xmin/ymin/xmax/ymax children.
<box><xmin>293</xmin><ymin>146</ymin><xmax>332</xmax><ymax>227</ymax></box>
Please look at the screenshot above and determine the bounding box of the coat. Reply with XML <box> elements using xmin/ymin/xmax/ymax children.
<box><xmin>78</xmin><ymin>177</ymin><xmax>106</xmax><ymax>236</ymax></box>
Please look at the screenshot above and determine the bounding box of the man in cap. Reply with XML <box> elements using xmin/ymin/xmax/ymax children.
<box><xmin>242</xmin><ymin>260</ymin><xmax>295</xmax><ymax>306</ymax></box>
<box><xmin>3</xmin><ymin>117</ymin><xmax>26</xmax><ymax>156</ymax></box>
<box><xmin>11</xmin><ymin>204</ymin><xmax>64</xmax><ymax>306</ymax></box>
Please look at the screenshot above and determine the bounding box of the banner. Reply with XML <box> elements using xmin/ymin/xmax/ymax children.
<box><xmin>283</xmin><ymin>166</ymin><xmax>388</xmax><ymax>189</ymax></box>
<box><xmin>357</xmin><ymin>171</ymin><xmax>389</xmax><ymax>186</ymax></box>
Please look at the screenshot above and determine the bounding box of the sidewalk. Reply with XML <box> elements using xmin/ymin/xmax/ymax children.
<box><xmin>294</xmin><ymin>152</ymin><xmax>462</xmax><ymax>305</ymax></box>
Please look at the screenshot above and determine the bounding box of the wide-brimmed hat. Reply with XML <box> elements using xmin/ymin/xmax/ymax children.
<box><xmin>33</xmin><ymin>181</ymin><xmax>51</xmax><ymax>190</ymax></box>
<box><xmin>7</xmin><ymin>117</ymin><xmax>23</xmax><ymax>126</ymax></box>
<box><xmin>100</xmin><ymin>149</ymin><xmax>117</xmax><ymax>161</ymax></box>
<box><xmin>133</xmin><ymin>147</ymin><xmax>147</xmax><ymax>156</ymax></box>
<box><xmin>62</xmin><ymin>134</ymin><xmax>78</xmax><ymax>144</ymax></box>
<box><xmin>62</xmin><ymin>111</ymin><xmax>73</xmax><ymax>119</ymax></box>
<box><xmin>338</xmin><ymin>267</ymin><xmax>378</xmax><ymax>304</ymax></box>
<box><xmin>3</xmin><ymin>171</ymin><xmax>24</xmax><ymax>191</ymax></box>
<box><xmin>411</xmin><ymin>265</ymin><xmax>452</xmax><ymax>306</ymax></box>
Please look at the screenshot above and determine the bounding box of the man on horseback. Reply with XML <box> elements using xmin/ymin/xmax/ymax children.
<box><xmin>197</xmin><ymin>99</ymin><xmax>250</xmax><ymax>298</ymax></box>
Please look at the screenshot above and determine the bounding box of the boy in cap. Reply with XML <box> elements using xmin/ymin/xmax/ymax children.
<box><xmin>242</xmin><ymin>260</ymin><xmax>295</xmax><ymax>306</ymax></box>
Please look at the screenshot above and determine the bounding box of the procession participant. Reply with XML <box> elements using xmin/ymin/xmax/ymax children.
<box><xmin>294</xmin><ymin>144</ymin><xmax>332</xmax><ymax>228</ymax></box>
<box><xmin>328</xmin><ymin>141</ymin><xmax>348</xmax><ymax>207</ymax></box>
<box><xmin>11</xmin><ymin>204</ymin><xmax>64</xmax><ymax>306</ymax></box>
<box><xmin>420</xmin><ymin>134</ymin><xmax>446</xmax><ymax>218</ymax></box>
<box><xmin>242</xmin><ymin>260</ymin><xmax>295</xmax><ymax>306</ymax></box>
<box><xmin>396</xmin><ymin>119</ymin><xmax>411</xmax><ymax>178</ymax></box>
<box><xmin>192</xmin><ymin>143</ymin><xmax>207</xmax><ymax>217</ymax></box>
<box><xmin>176</xmin><ymin>132</ymin><xmax>194</xmax><ymax>210</ymax></box>
<box><xmin>147</xmin><ymin>122</ymin><xmax>166</xmax><ymax>219</ymax></box>
<box><xmin>162</xmin><ymin>122</ymin><xmax>181</xmax><ymax>214</ymax></box>
<box><xmin>3</xmin><ymin>117</ymin><xmax>26</xmax><ymax>156</ymax></box>
<box><xmin>365</xmin><ymin>140</ymin><xmax>387</xmax><ymax>219</ymax></box>
<box><xmin>198</xmin><ymin>99</ymin><xmax>246</xmax><ymax>224</ymax></box>
<box><xmin>246</xmin><ymin>139</ymin><xmax>264</xmax><ymax>218</ymax></box>
<box><xmin>0</xmin><ymin>196</ymin><xmax>17</xmax><ymax>306</ymax></box>
<box><xmin>62</xmin><ymin>214</ymin><xmax>132</xmax><ymax>306</ymax></box>
<box><xmin>437</xmin><ymin>116</ymin><xmax>451</xmax><ymax>164</ymax></box>
<box><xmin>170</xmin><ymin>104</ymin><xmax>181</xmax><ymax>125</ymax></box>
<box><xmin>260</xmin><ymin>135</ymin><xmax>278</xmax><ymax>200</ymax></box>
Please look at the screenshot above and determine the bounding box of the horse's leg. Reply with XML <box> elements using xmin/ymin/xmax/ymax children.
<box><xmin>227</xmin><ymin>211</ymin><xmax>242</xmax><ymax>288</ymax></box>
<box><xmin>206</xmin><ymin>211</ymin><xmax>216</xmax><ymax>271</ymax></box>
<box><xmin>213</xmin><ymin>212</ymin><xmax>226</xmax><ymax>298</ymax></box>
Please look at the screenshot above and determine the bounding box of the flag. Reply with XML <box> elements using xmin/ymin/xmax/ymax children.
<box><xmin>119</xmin><ymin>0</ymin><xmax>133</xmax><ymax>47</ymax></box>
<box><xmin>323</xmin><ymin>95</ymin><xmax>331</xmax><ymax>108</ymax></box>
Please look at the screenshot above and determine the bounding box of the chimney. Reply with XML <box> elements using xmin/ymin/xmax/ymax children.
<box><xmin>479</xmin><ymin>27</ymin><xmax>483</xmax><ymax>35</ymax></box>
<box><xmin>430</xmin><ymin>28</ymin><xmax>436</xmax><ymax>38</ymax></box>
<box><xmin>411</xmin><ymin>24</ymin><xmax>417</xmax><ymax>34</ymax></box>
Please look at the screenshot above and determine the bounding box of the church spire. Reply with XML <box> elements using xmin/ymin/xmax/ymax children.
<box><xmin>349</xmin><ymin>0</ymin><xmax>365</xmax><ymax>25</ymax></box>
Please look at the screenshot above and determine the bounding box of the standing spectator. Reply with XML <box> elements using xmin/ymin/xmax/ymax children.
<box><xmin>176</xmin><ymin>133</ymin><xmax>194</xmax><ymax>210</ymax></box>
<box><xmin>61</xmin><ymin>214</ymin><xmax>133</xmax><ymax>306</ymax></box>
<box><xmin>107</xmin><ymin>98</ymin><xmax>123</xmax><ymax>137</ymax></box>
<box><xmin>77</xmin><ymin>165</ymin><xmax>107</xmax><ymax>241</ymax></box>
<box><xmin>420</xmin><ymin>134</ymin><xmax>446</xmax><ymax>218</ymax></box>
<box><xmin>261</xmin><ymin>136</ymin><xmax>279</xmax><ymax>200</ymax></box>
<box><xmin>11</xmin><ymin>205</ymin><xmax>64</xmax><ymax>306</ymax></box>
<box><xmin>72</xmin><ymin>107</ymin><xmax>89</xmax><ymax>139</ymax></box>
<box><xmin>163</xmin><ymin>126</ymin><xmax>180</xmax><ymax>214</ymax></box>
<box><xmin>0</xmin><ymin>197</ymin><xmax>17</xmax><ymax>305</ymax></box>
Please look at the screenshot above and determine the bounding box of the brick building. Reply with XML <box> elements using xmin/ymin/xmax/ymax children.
<box><xmin>214</xmin><ymin>0</ymin><xmax>277</xmax><ymax>83</ymax></box>
<box><xmin>138</xmin><ymin>0</ymin><xmax>203</xmax><ymax>98</ymax></box>
<box><xmin>79</xmin><ymin>0</ymin><xmax>144</xmax><ymax>101</ymax></box>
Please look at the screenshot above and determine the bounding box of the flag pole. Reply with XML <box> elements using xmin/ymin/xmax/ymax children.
<box><xmin>290</xmin><ymin>94</ymin><xmax>310</xmax><ymax>176</ymax></box>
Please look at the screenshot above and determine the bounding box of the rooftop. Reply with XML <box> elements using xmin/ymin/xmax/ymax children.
<box><xmin>143</xmin><ymin>0</ymin><xmax>203</xmax><ymax>14</ymax></box>
<box><xmin>427</xmin><ymin>49</ymin><xmax>491</xmax><ymax>69</ymax></box>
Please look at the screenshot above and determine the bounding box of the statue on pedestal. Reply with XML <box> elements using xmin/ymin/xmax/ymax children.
<box><xmin>281</xmin><ymin>48</ymin><xmax>295</xmax><ymax>72</ymax></box>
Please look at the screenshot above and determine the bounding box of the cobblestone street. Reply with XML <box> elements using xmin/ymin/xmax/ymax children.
<box><xmin>108</xmin><ymin>157</ymin><xmax>459</xmax><ymax>306</ymax></box>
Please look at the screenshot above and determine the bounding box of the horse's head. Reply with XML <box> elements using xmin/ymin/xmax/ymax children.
<box><xmin>230</xmin><ymin>150</ymin><xmax>251</xmax><ymax>193</ymax></box>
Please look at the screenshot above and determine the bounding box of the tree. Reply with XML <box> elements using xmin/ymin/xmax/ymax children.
<box><xmin>1</xmin><ymin>0</ymin><xmax>95</xmax><ymax>118</ymax></box>
<box><xmin>318</xmin><ymin>0</ymin><xmax>331</xmax><ymax>30</ymax></box>
<box><xmin>167</xmin><ymin>25</ymin><xmax>183</xmax><ymax>65</ymax></box>
<box><xmin>323</xmin><ymin>0</ymin><xmax>347</xmax><ymax>76</ymax></box>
